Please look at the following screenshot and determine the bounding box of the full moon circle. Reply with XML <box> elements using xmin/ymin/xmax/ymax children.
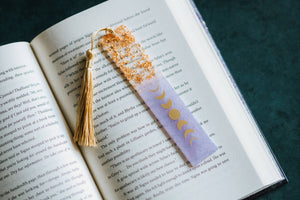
<box><xmin>168</xmin><ymin>109</ymin><xmax>181</xmax><ymax>120</ymax></box>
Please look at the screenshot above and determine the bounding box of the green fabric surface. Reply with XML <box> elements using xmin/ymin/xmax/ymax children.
<box><xmin>0</xmin><ymin>0</ymin><xmax>299</xmax><ymax>199</ymax></box>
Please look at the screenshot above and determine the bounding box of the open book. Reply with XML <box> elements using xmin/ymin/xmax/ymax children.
<box><xmin>0</xmin><ymin>0</ymin><xmax>286</xmax><ymax>199</ymax></box>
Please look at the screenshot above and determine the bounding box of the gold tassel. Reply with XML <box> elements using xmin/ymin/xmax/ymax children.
<box><xmin>74</xmin><ymin>49</ymin><xmax>96</xmax><ymax>146</ymax></box>
<box><xmin>74</xmin><ymin>27</ymin><xmax>114</xmax><ymax>147</ymax></box>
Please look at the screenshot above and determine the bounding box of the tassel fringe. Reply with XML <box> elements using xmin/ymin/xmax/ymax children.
<box><xmin>74</xmin><ymin>50</ymin><xmax>96</xmax><ymax>146</ymax></box>
<box><xmin>74</xmin><ymin>28</ymin><xmax>114</xmax><ymax>147</ymax></box>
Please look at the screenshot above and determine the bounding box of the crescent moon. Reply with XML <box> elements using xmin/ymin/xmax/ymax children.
<box><xmin>190</xmin><ymin>137</ymin><xmax>198</xmax><ymax>146</ymax></box>
<box><xmin>150</xmin><ymin>85</ymin><xmax>159</xmax><ymax>92</ymax></box>
<box><xmin>184</xmin><ymin>129</ymin><xmax>195</xmax><ymax>139</ymax></box>
<box><xmin>177</xmin><ymin>120</ymin><xmax>188</xmax><ymax>130</ymax></box>
<box><xmin>155</xmin><ymin>90</ymin><xmax>165</xmax><ymax>100</ymax></box>
<box><xmin>161</xmin><ymin>99</ymin><xmax>172</xmax><ymax>109</ymax></box>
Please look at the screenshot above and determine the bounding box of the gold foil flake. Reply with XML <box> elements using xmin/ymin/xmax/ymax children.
<box><xmin>100</xmin><ymin>25</ymin><xmax>155</xmax><ymax>85</ymax></box>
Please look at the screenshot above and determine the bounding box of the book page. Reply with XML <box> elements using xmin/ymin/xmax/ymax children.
<box><xmin>165</xmin><ymin>0</ymin><xmax>284</xmax><ymax>187</ymax></box>
<box><xmin>31</xmin><ymin>0</ymin><xmax>264</xmax><ymax>199</ymax></box>
<box><xmin>0</xmin><ymin>42</ymin><xmax>102</xmax><ymax>200</ymax></box>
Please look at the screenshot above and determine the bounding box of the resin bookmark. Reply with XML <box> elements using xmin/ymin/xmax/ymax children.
<box><xmin>100</xmin><ymin>25</ymin><xmax>217</xmax><ymax>166</ymax></box>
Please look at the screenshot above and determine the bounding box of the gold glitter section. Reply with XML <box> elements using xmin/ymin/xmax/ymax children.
<box><xmin>100</xmin><ymin>25</ymin><xmax>155</xmax><ymax>85</ymax></box>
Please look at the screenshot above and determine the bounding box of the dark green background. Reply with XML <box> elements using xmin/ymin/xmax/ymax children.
<box><xmin>0</xmin><ymin>0</ymin><xmax>299</xmax><ymax>199</ymax></box>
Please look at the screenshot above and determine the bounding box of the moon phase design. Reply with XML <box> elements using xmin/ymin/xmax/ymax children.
<box><xmin>150</xmin><ymin>85</ymin><xmax>159</xmax><ymax>92</ymax></box>
<box><xmin>161</xmin><ymin>99</ymin><xmax>172</xmax><ymax>109</ymax></box>
<box><xmin>168</xmin><ymin>109</ymin><xmax>181</xmax><ymax>120</ymax></box>
<box><xmin>155</xmin><ymin>90</ymin><xmax>165</xmax><ymax>99</ymax></box>
<box><xmin>190</xmin><ymin>137</ymin><xmax>198</xmax><ymax>146</ymax></box>
<box><xmin>184</xmin><ymin>129</ymin><xmax>195</xmax><ymax>138</ymax></box>
<box><xmin>177</xmin><ymin>120</ymin><xmax>188</xmax><ymax>130</ymax></box>
<box><xmin>151</xmin><ymin>85</ymin><xmax>199</xmax><ymax>147</ymax></box>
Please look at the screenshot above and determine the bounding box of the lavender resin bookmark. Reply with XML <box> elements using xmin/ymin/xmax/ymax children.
<box><xmin>100</xmin><ymin>25</ymin><xmax>217</xmax><ymax>166</ymax></box>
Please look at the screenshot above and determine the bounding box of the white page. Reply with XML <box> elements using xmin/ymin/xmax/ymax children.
<box><xmin>165</xmin><ymin>0</ymin><xmax>284</xmax><ymax>186</ymax></box>
<box><xmin>0</xmin><ymin>42</ymin><xmax>102</xmax><ymax>200</ymax></box>
<box><xmin>31</xmin><ymin>0</ymin><xmax>264</xmax><ymax>199</ymax></box>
